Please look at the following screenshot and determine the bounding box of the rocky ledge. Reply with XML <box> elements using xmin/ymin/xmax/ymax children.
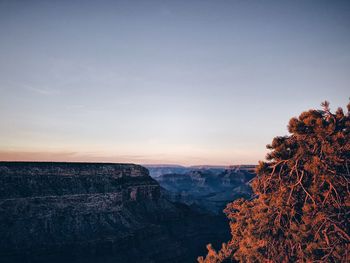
<box><xmin>0</xmin><ymin>162</ymin><xmax>229</xmax><ymax>263</ymax></box>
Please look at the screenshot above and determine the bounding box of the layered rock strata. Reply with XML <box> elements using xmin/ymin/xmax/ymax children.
<box><xmin>0</xmin><ymin>162</ymin><xmax>229</xmax><ymax>263</ymax></box>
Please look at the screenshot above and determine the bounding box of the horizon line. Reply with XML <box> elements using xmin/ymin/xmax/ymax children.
<box><xmin>0</xmin><ymin>160</ymin><xmax>258</xmax><ymax>167</ymax></box>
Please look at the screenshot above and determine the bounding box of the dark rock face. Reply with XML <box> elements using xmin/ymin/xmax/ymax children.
<box><xmin>157</xmin><ymin>166</ymin><xmax>256</xmax><ymax>214</ymax></box>
<box><xmin>143</xmin><ymin>165</ymin><xmax>188</xmax><ymax>178</ymax></box>
<box><xmin>0</xmin><ymin>162</ymin><xmax>229</xmax><ymax>263</ymax></box>
<box><xmin>144</xmin><ymin>165</ymin><xmax>226</xmax><ymax>178</ymax></box>
<box><xmin>0</xmin><ymin>162</ymin><xmax>157</xmax><ymax>199</ymax></box>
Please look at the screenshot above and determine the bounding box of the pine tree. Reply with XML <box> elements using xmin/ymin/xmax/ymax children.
<box><xmin>198</xmin><ymin>101</ymin><xmax>350</xmax><ymax>262</ymax></box>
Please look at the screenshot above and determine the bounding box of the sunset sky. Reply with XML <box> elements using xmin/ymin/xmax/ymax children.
<box><xmin>0</xmin><ymin>0</ymin><xmax>349</xmax><ymax>165</ymax></box>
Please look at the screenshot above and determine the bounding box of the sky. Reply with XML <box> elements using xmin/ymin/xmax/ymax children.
<box><xmin>0</xmin><ymin>0</ymin><xmax>349</xmax><ymax>166</ymax></box>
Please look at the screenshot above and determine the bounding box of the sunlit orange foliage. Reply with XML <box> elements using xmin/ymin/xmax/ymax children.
<box><xmin>198</xmin><ymin>101</ymin><xmax>350</xmax><ymax>262</ymax></box>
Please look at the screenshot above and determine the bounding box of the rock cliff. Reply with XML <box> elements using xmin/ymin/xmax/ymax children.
<box><xmin>157</xmin><ymin>167</ymin><xmax>255</xmax><ymax>213</ymax></box>
<box><xmin>0</xmin><ymin>162</ymin><xmax>229</xmax><ymax>263</ymax></box>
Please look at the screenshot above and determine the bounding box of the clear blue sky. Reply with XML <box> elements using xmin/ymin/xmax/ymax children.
<box><xmin>0</xmin><ymin>0</ymin><xmax>349</xmax><ymax>165</ymax></box>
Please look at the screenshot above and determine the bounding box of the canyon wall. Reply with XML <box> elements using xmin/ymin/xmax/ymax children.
<box><xmin>157</xmin><ymin>167</ymin><xmax>255</xmax><ymax>213</ymax></box>
<box><xmin>0</xmin><ymin>162</ymin><xmax>229</xmax><ymax>263</ymax></box>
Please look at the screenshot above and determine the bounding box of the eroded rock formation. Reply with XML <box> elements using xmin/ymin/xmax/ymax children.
<box><xmin>157</xmin><ymin>166</ymin><xmax>255</xmax><ymax>213</ymax></box>
<box><xmin>0</xmin><ymin>162</ymin><xmax>229</xmax><ymax>263</ymax></box>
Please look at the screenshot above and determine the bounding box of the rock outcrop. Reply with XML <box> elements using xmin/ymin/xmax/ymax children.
<box><xmin>0</xmin><ymin>162</ymin><xmax>229</xmax><ymax>263</ymax></box>
<box><xmin>157</xmin><ymin>167</ymin><xmax>255</xmax><ymax>214</ymax></box>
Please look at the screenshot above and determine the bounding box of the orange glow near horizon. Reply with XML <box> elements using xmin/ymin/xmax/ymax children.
<box><xmin>0</xmin><ymin>150</ymin><xmax>262</xmax><ymax>166</ymax></box>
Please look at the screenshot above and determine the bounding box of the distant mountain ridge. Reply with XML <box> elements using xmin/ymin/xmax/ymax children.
<box><xmin>154</xmin><ymin>166</ymin><xmax>256</xmax><ymax>213</ymax></box>
<box><xmin>144</xmin><ymin>164</ymin><xmax>256</xmax><ymax>178</ymax></box>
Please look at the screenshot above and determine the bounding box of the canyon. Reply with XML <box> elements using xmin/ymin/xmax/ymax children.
<box><xmin>155</xmin><ymin>166</ymin><xmax>255</xmax><ymax>213</ymax></box>
<box><xmin>0</xmin><ymin>162</ymin><xmax>230</xmax><ymax>263</ymax></box>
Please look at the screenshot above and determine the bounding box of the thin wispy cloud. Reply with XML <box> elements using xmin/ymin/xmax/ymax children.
<box><xmin>23</xmin><ymin>85</ymin><xmax>60</xmax><ymax>95</ymax></box>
